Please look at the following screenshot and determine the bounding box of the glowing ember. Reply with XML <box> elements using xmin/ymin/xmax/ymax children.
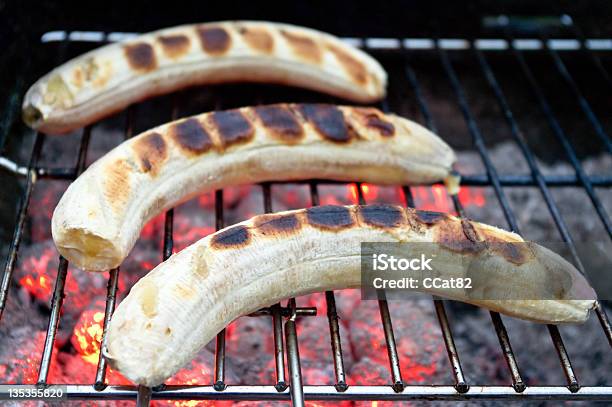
<box><xmin>16</xmin><ymin>242</ymin><xmax>124</xmax><ymax>316</ymax></box>
<box><xmin>72</xmin><ymin>309</ymin><xmax>106</xmax><ymax>365</ymax></box>
<box><xmin>0</xmin><ymin>331</ymin><xmax>64</xmax><ymax>384</ymax></box>
<box><xmin>156</xmin><ymin>349</ymin><xmax>237</xmax><ymax>407</ymax></box>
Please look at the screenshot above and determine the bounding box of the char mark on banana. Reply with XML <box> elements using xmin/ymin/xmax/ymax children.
<box><xmin>210</xmin><ymin>225</ymin><xmax>250</xmax><ymax>248</ymax></box>
<box><xmin>254</xmin><ymin>213</ymin><xmax>301</xmax><ymax>235</ymax></box>
<box><xmin>170</xmin><ymin>118</ymin><xmax>214</xmax><ymax>155</ymax></box>
<box><xmin>134</xmin><ymin>132</ymin><xmax>167</xmax><ymax>175</ymax></box>
<box><xmin>197</xmin><ymin>26</ymin><xmax>231</xmax><ymax>54</ymax></box>
<box><xmin>280</xmin><ymin>29</ymin><xmax>321</xmax><ymax>62</ymax></box>
<box><xmin>124</xmin><ymin>43</ymin><xmax>157</xmax><ymax>72</ymax></box>
<box><xmin>306</xmin><ymin>205</ymin><xmax>355</xmax><ymax>230</ymax></box>
<box><xmin>253</xmin><ymin>105</ymin><xmax>304</xmax><ymax>142</ymax></box>
<box><xmin>210</xmin><ymin>110</ymin><xmax>254</xmax><ymax>148</ymax></box>
<box><xmin>359</xmin><ymin>204</ymin><xmax>405</xmax><ymax>228</ymax></box>
<box><xmin>299</xmin><ymin>104</ymin><xmax>353</xmax><ymax>143</ymax></box>
<box><xmin>354</xmin><ymin>108</ymin><xmax>395</xmax><ymax>137</ymax></box>
<box><xmin>414</xmin><ymin>210</ymin><xmax>446</xmax><ymax>225</ymax></box>
<box><xmin>327</xmin><ymin>43</ymin><xmax>368</xmax><ymax>84</ymax></box>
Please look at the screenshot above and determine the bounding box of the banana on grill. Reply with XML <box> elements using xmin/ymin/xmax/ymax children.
<box><xmin>51</xmin><ymin>104</ymin><xmax>457</xmax><ymax>271</ymax></box>
<box><xmin>22</xmin><ymin>21</ymin><xmax>387</xmax><ymax>134</ymax></box>
<box><xmin>104</xmin><ymin>204</ymin><xmax>597</xmax><ymax>386</ymax></box>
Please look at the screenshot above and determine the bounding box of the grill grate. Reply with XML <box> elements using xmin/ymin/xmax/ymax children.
<box><xmin>0</xmin><ymin>20</ymin><xmax>611</xmax><ymax>406</ymax></box>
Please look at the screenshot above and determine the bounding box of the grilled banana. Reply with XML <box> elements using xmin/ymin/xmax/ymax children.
<box><xmin>51</xmin><ymin>104</ymin><xmax>457</xmax><ymax>271</ymax></box>
<box><xmin>104</xmin><ymin>204</ymin><xmax>597</xmax><ymax>386</ymax></box>
<box><xmin>22</xmin><ymin>21</ymin><xmax>386</xmax><ymax>134</ymax></box>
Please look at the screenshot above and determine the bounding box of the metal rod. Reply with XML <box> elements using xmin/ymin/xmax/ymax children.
<box><xmin>403</xmin><ymin>51</ymin><xmax>526</xmax><ymax>391</ymax></box>
<box><xmin>22</xmin><ymin>167</ymin><xmax>612</xmax><ymax>186</ymax></box>
<box><xmin>438</xmin><ymin>44</ymin><xmax>580</xmax><ymax>391</ymax></box>
<box><xmin>162</xmin><ymin>210</ymin><xmax>174</xmax><ymax>260</ymax></box>
<box><xmin>249</xmin><ymin>307</ymin><xmax>317</xmax><ymax>317</ymax></box>
<box><xmin>285</xmin><ymin>298</ymin><xmax>305</xmax><ymax>407</ymax></box>
<box><xmin>137</xmin><ymin>103</ymin><xmax>181</xmax><ymax>406</ymax></box>
<box><xmin>400</xmin><ymin>186</ymin><xmax>469</xmax><ymax>392</ymax></box>
<box><xmin>473</xmin><ymin>46</ymin><xmax>612</xmax><ymax>345</ymax></box>
<box><xmin>309</xmin><ymin>182</ymin><xmax>348</xmax><ymax>391</ymax></box>
<box><xmin>136</xmin><ymin>385</ymin><xmax>152</xmax><ymax>407</ymax></box>
<box><xmin>354</xmin><ymin>182</ymin><xmax>404</xmax><ymax>392</ymax></box>
<box><xmin>214</xmin><ymin>189</ymin><xmax>227</xmax><ymax>391</ymax></box>
<box><xmin>378</xmin><ymin>299</ymin><xmax>405</xmax><ymax>393</ymax></box>
<box><xmin>433</xmin><ymin>299</ymin><xmax>470</xmax><ymax>393</ymax></box>
<box><xmin>37</xmin><ymin>256</ymin><xmax>68</xmax><ymax>384</ymax></box>
<box><xmin>94</xmin><ymin>268</ymin><xmax>120</xmax><ymax>389</ymax></box>
<box><xmin>38</xmin><ymin>125</ymin><xmax>92</xmax><ymax>384</ymax></box>
<box><xmin>260</xmin><ymin>183</ymin><xmax>290</xmax><ymax>392</ymax></box>
<box><xmin>0</xmin><ymin>133</ymin><xmax>44</xmax><ymax>318</ymax></box>
<box><xmin>509</xmin><ymin>39</ymin><xmax>612</xmax><ymax>238</ymax></box>
<box><xmin>548</xmin><ymin>325</ymin><xmax>580</xmax><ymax>392</ymax></box>
<box><xmin>94</xmin><ymin>105</ymin><xmax>135</xmax><ymax>389</ymax></box>
<box><xmin>1</xmin><ymin>384</ymin><xmax>612</xmax><ymax>401</ymax></box>
<box><xmin>542</xmin><ymin>37</ymin><xmax>612</xmax><ymax>153</ymax></box>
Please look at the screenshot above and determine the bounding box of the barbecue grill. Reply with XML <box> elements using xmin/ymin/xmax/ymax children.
<box><xmin>1</xmin><ymin>2</ymin><xmax>611</xmax><ymax>406</ymax></box>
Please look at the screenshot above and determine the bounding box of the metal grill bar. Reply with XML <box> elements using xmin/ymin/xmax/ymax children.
<box><xmin>402</xmin><ymin>51</ymin><xmax>527</xmax><ymax>392</ymax></box>
<box><xmin>260</xmin><ymin>183</ymin><xmax>305</xmax><ymax>405</ymax></box>
<box><xmin>401</xmin><ymin>186</ymin><xmax>469</xmax><ymax>392</ymax></box>
<box><xmin>1</xmin><ymin>384</ymin><xmax>610</xmax><ymax>401</ymax></box>
<box><xmin>136</xmin><ymin>99</ymin><xmax>183</xmax><ymax>407</ymax></box>
<box><xmin>473</xmin><ymin>46</ymin><xmax>612</xmax><ymax>345</ymax></box>
<box><xmin>94</xmin><ymin>106</ymin><xmax>135</xmax><ymax>390</ymax></box>
<box><xmin>0</xmin><ymin>133</ymin><xmax>43</xmax><ymax>318</ymax></box>
<box><xmin>438</xmin><ymin>43</ymin><xmax>584</xmax><ymax>392</ymax></box>
<box><xmin>213</xmin><ymin>189</ymin><xmax>229</xmax><ymax>391</ymax></box>
<box><xmin>542</xmin><ymin>35</ymin><xmax>612</xmax><ymax>153</ymax></box>
<box><xmin>258</xmin><ymin>183</ymin><xmax>290</xmax><ymax>394</ymax></box>
<box><xmin>6</xmin><ymin>164</ymin><xmax>612</xmax><ymax>187</ymax></box>
<box><xmin>38</xmin><ymin>125</ymin><xmax>92</xmax><ymax>384</ymax></box>
<box><xmin>509</xmin><ymin>39</ymin><xmax>612</xmax><ymax>238</ymax></box>
<box><xmin>285</xmin><ymin>298</ymin><xmax>305</xmax><ymax>407</ymax></box>
<box><xmin>353</xmin><ymin>183</ymin><xmax>404</xmax><ymax>392</ymax></box>
<box><xmin>309</xmin><ymin>182</ymin><xmax>349</xmax><ymax>392</ymax></box>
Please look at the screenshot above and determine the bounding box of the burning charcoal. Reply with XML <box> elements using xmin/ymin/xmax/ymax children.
<box><xmin>330</xmin><ymin>289</ymin><xmax>361</xmax><ymax>321</ymax></box>
<box><xmin>71</xmin><ymin>299</ymin><xmax>108</xmax><ymax>367</ymax></box>
<box><xmin>172</xmin><ymin>205</ymin><xmax>215</xmax><ymax>252</ymax></box>
<box><xmin>167</xmin><ymin>347</ymin><xmax>240</xmax><ymax>386</ymax></box>
<box><xmin>451</xmin><ymin>306</ymin><xmax>612</xmax><ymax>388</ymax></box>
<box><xmin>318</xmin><ymin>185</ymin><xmax>354</xmax><ymax>206</ymax></box>
<box><xmin>296</xmin><ymin>316</ymin><xmax>354</xmax><ymax>382</ymax></box>
<box><xmin>225</xmin><ymin>185</ymin><xmax>264</xmax><ymax>225</ymax></box>
<box><xmin>349</xmin><ymin>356</ymin><xmax>394</xmax><ymax>386</ymax></box>
<box><xmin>234</xmin><ymin>402</ymin><xmax>352</xmax><ymax>407</ymax></box>
<box><xmin>66</xmin><ymin>297</ymin><xmax>131</xmax><ymax>386</ymax></box>
<box><xmin>348</xmin><ymin>299</ymin><xmax>448</xmax><ymax>385</ymax></box>
<box><xmin>271</xmin><ymin>184</ymin><xmax>311</xmax><ymax>211</ymax></box>
<box><xmin>120</xmin><ymin>246</ymin><xmax>163</xmax><ymax>284</ymax></box>
<box><xmin>0</xmin><ymin>329</ymin><xmax>64</xmax><ymax>384</ymax></box>
<box><xmin>226</xmin><ymin>316</ymin><xmax>276</xmax><ymax>385</ymax></box>
<box><xmin>27</xmin><ymin>180</ymin><xmax>70</xmax><ymax>242</ymax></box>
<box><xmin>13</xmin><ymin>241</ymin><xmax>124</xmax><ymax>333</ymax></box>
